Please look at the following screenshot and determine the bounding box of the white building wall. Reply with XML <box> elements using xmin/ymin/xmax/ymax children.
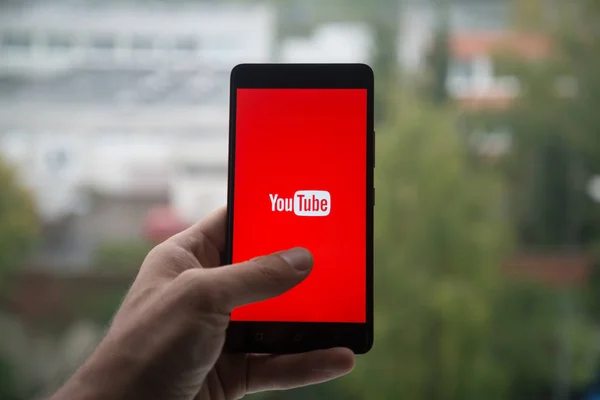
<box><xmin>0</xmin><ymin>2</ymin><xmax>275</xmax><ymax>224</ymax></box>
<box><xmin>397</xmin><ymin>0</ymin><xmax>511</xmax><ymax>72</ymax></box>
<box><xmin>0</xmin><ymin>3</ymin><xmax>276</xmax><ymax>73</ymax></box>
<box><xmin>280</xmin><ymin>23</ymin><xmax>373</xmax><ymax>64</ymax></box>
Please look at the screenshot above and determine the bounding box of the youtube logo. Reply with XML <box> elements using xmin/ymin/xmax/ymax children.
<box><xmin>269</xmin><ymin>191</ymin><xmax>331</xmax><ymax>217</ymax></box>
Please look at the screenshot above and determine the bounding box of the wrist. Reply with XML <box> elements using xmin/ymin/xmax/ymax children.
<box><xmin>50</xmin><ymin>335</ymin><xmax>142</xmax><ymax>400</ymax></box>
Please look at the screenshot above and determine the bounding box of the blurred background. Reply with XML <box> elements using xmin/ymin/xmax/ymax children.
<box><xmin>1</xmin><ymin>0</ymin><xmax>600</xmax><ymax>399</ymax></box>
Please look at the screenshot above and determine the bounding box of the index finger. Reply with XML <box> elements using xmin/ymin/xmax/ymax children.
<box><xmin>246</xmin><ymin>348</ymin><xmax>355</xmax><ymax>394</ymax></box>
<box><xmin>172</xmin><ymin>205</ymin><xmax>228</xmax><ymax>257</ymax></box>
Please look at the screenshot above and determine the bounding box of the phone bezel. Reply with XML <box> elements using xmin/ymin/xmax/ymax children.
<box><xmin>224</xmin><ymin>63</ymin><xmax>374</xmax><ymax>355</ymax></box>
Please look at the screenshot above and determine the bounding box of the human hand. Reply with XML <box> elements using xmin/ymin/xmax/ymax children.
<box><xmin>51</xmin><ymin>206</ymin><xmax>354</xmax><ymax>400</ymax></box>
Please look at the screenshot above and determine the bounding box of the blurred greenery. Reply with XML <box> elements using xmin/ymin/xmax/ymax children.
<box><xmin>488</xmin><ymin>47</ymin><xmax>585</xmax><ymax>249</ymax></box>
<box><xmin>84</xmin><ymin>241</ymin><xmax>150</xmax><ymax>325</ymax></box>
<box><xmin>0</xmin><ymin>355</ymin><xmax>24</xmax><ymax>400</ymax></box>
<box><xmin>423</xmin><ymin>2</ymin><xmax>451</xmax><ymax>105</ymax></box>
<box><xmin>73</xmin><ymin>240</ymin><xmax>151</xmax><ymax>327</ymax></box>
<box><xmin>482</xmin><ymin>0</ymin><xmax>600</xmax><ymax>334</ymax></box>
<box><xmin>91</xmin><ymin>240</ymin><xmax>152</xmax><ymax>272</ymax></box>
<box><xmin>354</xmin><ymin>98</ymin><xmax>511</xmax><ymax>400</ymax></box>
<box><xmin>0</xmin><ymin>157</ymin><xmax>38</xmax><ymax>290</ymax></box>
<box><xmin>71</xmin><ymin>288</ymin><xmax>129</xmax><ymax>327</ymax></box>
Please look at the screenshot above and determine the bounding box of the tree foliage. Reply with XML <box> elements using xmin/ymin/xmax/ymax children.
<box><xmin>345</xmin><ymin>99</ymin><xmax>510</xmax><ymax>400</ymax></box>
<box><xmin>423</xmin><ymin>1</ymin><xmax>451</xmax><ymax>105</ymax></box>
<box><xmin>91</xmin><ymin>240</ymin><xmax>152</xmax><ymax>272</ymax></box>
<box><xmin>0</xmin><ymin>355</ymin><xmax>26</xmax><ymax>400</ymax></box>
<box><xmin>464</xmin><ymin>1</ymin><xmax>600</xmax><ymax>394</ymax></box>
<box><xmin>0</xmin><ymin>158</ymin><xmax>38</xmax><ymax>283</ymax></box>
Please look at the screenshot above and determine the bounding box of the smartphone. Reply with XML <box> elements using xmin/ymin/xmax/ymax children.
<box><xmin>224</xmin><ymin>64</ymin><xmax>374</xmax><ymax>355</ymax></box>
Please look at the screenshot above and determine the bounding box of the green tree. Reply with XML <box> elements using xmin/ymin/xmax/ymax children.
<box><xmin>346</xmin><ymin>98</ymin><xmax>510</xmax><ymax>400</ymax></box>
<box><xmin>470</xmin><ymin>1</ymin><xmax>600</xmax><ymax>394</ymax></box>
<box><xmin>0</xmin><ymin>355</ymin><xmax>26</xmax><ymax>400</ymax></box>
<box><xmin>423</xmin><ymin>1</ymin><xmax>451</xmax><ymax>105</ymax></box>
<box><xmin>0</xmin><ymin>157</ymin><xmax>37</xmax><ymax>286</ymax></box>
<box><xmin>91</xmin><ymin>240</ymin><xmax>152</xmax><ymax>273</ymax></box>
<box><xmin>371</xmin><ymin>15</ymin><xmax>398</xmax><ymax>123</ymax></box>
<box><xmin>484</xmin><ymin>0</ymin><xmax>600</xmax><ymax>300</ymax></box>
<box><xmin>490</xmin><ymin>281</ymin><xmax>596</xmax><ymax>398</ymax></box>
<box><xmin>0</xmin><ymin>158</ymin><xmax>37</xmax><ymax>400</ymax></box>
<box><xmin>487</xmin><ymin>44</ymin><xmax>585</xmax><ymax>249</ymax></box>
<box><xmin>426</xmin><ymin>25</ymin><xmax>450</xmax><ymax>104</ymax></box>
<box><xmin>485</xmin><ymin>0</ymin><xmax>600</xmax><ymax>251</ymax></box>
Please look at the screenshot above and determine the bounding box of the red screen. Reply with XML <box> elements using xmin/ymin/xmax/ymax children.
<box><xmin>231</xmin><ymin>88</ymin><xmax>367</xmax><ymax>323</ymax></box>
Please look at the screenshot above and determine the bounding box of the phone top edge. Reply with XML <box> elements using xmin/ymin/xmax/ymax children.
<box><xmin>230</xmin><ymin>63</ymin><xmax>374</xmax><ymax>90</ymax></box>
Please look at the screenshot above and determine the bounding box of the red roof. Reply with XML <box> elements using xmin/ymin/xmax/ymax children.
<box><xmin>450</xmin><ymin>31</ymin><xmax>551</xmax><ymax>60</ymax></box>
<box><xmin>503</xmin><ymin>253</ymin><xmax>592</xmax><ymax>288</ymax></box>
<box><xmin>457</xmin><ymin>94</ymin><xmax>515</xmax><ymax>111</ymax></box>
<box><xmin>448</xmin><ymin>31</ymin><xmax>552</xmax><ymax>111</ymax></box>
<box><xmin>143</xmin><ymin>205</ymin><xmax>188</xmax><ymax>244</ymax></box>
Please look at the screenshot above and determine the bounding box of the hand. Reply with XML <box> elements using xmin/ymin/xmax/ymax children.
<box><xmin>51</xmin><ymin>206</ymin><xmax>355</xmax><ymax>400</ymax></box>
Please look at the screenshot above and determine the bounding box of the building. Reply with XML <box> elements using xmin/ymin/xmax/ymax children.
<box><xmin>280</xmin><ymin>22</ymin><xmax>373</xmax><ymax>64</ymax></box>
<box><xmin>0</xmin><ymin>2</ymin><xmax>275</xmax><ymax>74</ymax></box>
<box><xmin>398</xmin><ymin>0</ymin><xmax>511</xmax><ymax>72</ymax></box>
<box><xmin>447</xmin><ymin>31</ymin><xmax>551</xmax><ymax>111</ymax></box>
<box><xmin>397</xmin><ymin>0</ymin><xmax>556</xmax><ymax>159</ymax></box>
<box><xmin>0</xmin><ymin>1</ymin><xmax>277</xmax><ymax>269</ymax></box>
<box><xmin>400</xmin><ymin>1</ymin><xmax>591</xmax><ymax>288</ymax></box>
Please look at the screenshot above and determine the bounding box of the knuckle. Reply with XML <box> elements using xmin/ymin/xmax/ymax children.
<box><xmin>145</xmin><ymin>240</ymin><xmax>176</xmax><ymax>262</ymax></box>
<box><xmin>170</xmin><ymin>270</ymin><xmax>230</xmax><ymax>329</ymax></box>
<box><xmin>139</xmin><ymin>243</ymin><xmax>167</xmax><ymax>272</ymax></box>
<box><xmin>175</xmin><ymin>269</ymin><xmax>231</xmax><ymax>315</ymax></box>
<box><xmin>145</xmin><ymin>241</ymin><xmax>195</xmax><ymax>268</ymax></box>
<box><xmin>200</xmin><ymin>284</ymin><xmax>229</xmax><ymax>312</ymax></box>
<box><xmin>193</xmin><ymin>233</ymin><xmax>221</xmax><ymax>267</ymax></box>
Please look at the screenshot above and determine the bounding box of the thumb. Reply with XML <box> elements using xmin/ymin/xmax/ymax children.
<box><xmin>201</xmin><ymin>247</ymin><xmax>313</xmax><ymax>312</ymax></box>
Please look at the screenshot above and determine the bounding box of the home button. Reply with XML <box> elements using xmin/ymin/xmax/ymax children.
<box><xmin>293</xmin><ymin>333</ymin><xmax>303</xmax><ymax>342</ymax></box>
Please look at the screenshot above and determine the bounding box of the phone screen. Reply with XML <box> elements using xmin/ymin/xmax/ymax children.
<box><xmin>230</xmin><ymin>88</ymin><xmax>367</xmax><ymax>324</ymax></box>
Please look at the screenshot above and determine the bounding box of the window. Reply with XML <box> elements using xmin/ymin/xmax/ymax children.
<box><xmin>182</xmin><ymin>164</ymin><xmax>227</xmax><ymax>176</ymax></box>
<box><xmin>450</xmin><ymin>58</ymin><xmax>475</xmax><ymax>80</ymax></box>
<box><xmin>46</xmin><ymin>149</ymin><xmax>70</xmax><ymax>174</ymax></box>
<box><xmin>47</xmin><ymin>32</ymin><xmax>73</xmax><ymax>50</ymax></box>
<box><xmin>451</xmin><ymin>2</ymin><xmax>509</xmax><ymax>31</ymax></box>
<box><xmin>0</xmin><ymin>130</ymin><xmax>29</xmax><ymax>165</ymax></box>
<box><xmin>1</xmin><ymin>30</ymin><xmax>31</xmax><ymax>48</ymax></box>
<box><xmin>204</xmin><ymin>35</ymin><xmax>237</xmax><ymax>52</ymax></box>
<box><xmin>174</xmin><ymin>36</ymin><xmax>198</xmax><ymax>52</ymax></box>
<box><xmin>469</xmin><ymin>129</ymin><xmax>512</xmax><ymax>157</ymax></box>
<box><xmin>447</xmin><ymin>57</ymin><xmax>476</xmax><ymax>95</ymax></box>
<box><xmin>132</xmin><ymin>35</ymin><xmax>154</xmax><ymax>51</ymax></box>
<box><xmin>90</xmin><ymin>35</ymin><xmax>115</xmax><ymax>50</ymax></box>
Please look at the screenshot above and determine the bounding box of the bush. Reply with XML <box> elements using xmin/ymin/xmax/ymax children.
<box><xmin>0</xmin><ymin>157</ymin><xmax>38</xmax><ymax>288</ymax></box>
<box><xmin>0</xmin><ymin>355</ymin><xmax>26</xmax><ymax>400</ymax></box>
<box><xmin>91</xmin><ymin>240</ymin><xmax>153</xmax><ymax>272</ymax></box>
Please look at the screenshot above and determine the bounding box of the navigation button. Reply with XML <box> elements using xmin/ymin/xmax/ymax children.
<box><xmin>255</xmin><ymin>333</ymin><xmax>264</xmax><ymax>342</ymax></box>
<box><xmin>293</xmin><ymin>333</ymin><xmax>303</xmax><ymax>342</ymax></box>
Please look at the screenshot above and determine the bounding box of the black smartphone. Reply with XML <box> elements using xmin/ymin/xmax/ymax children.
<box><xmin>224</xmin><ymin>63</ymin><xmax>374</xmax><ymax>355</ymax></box>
